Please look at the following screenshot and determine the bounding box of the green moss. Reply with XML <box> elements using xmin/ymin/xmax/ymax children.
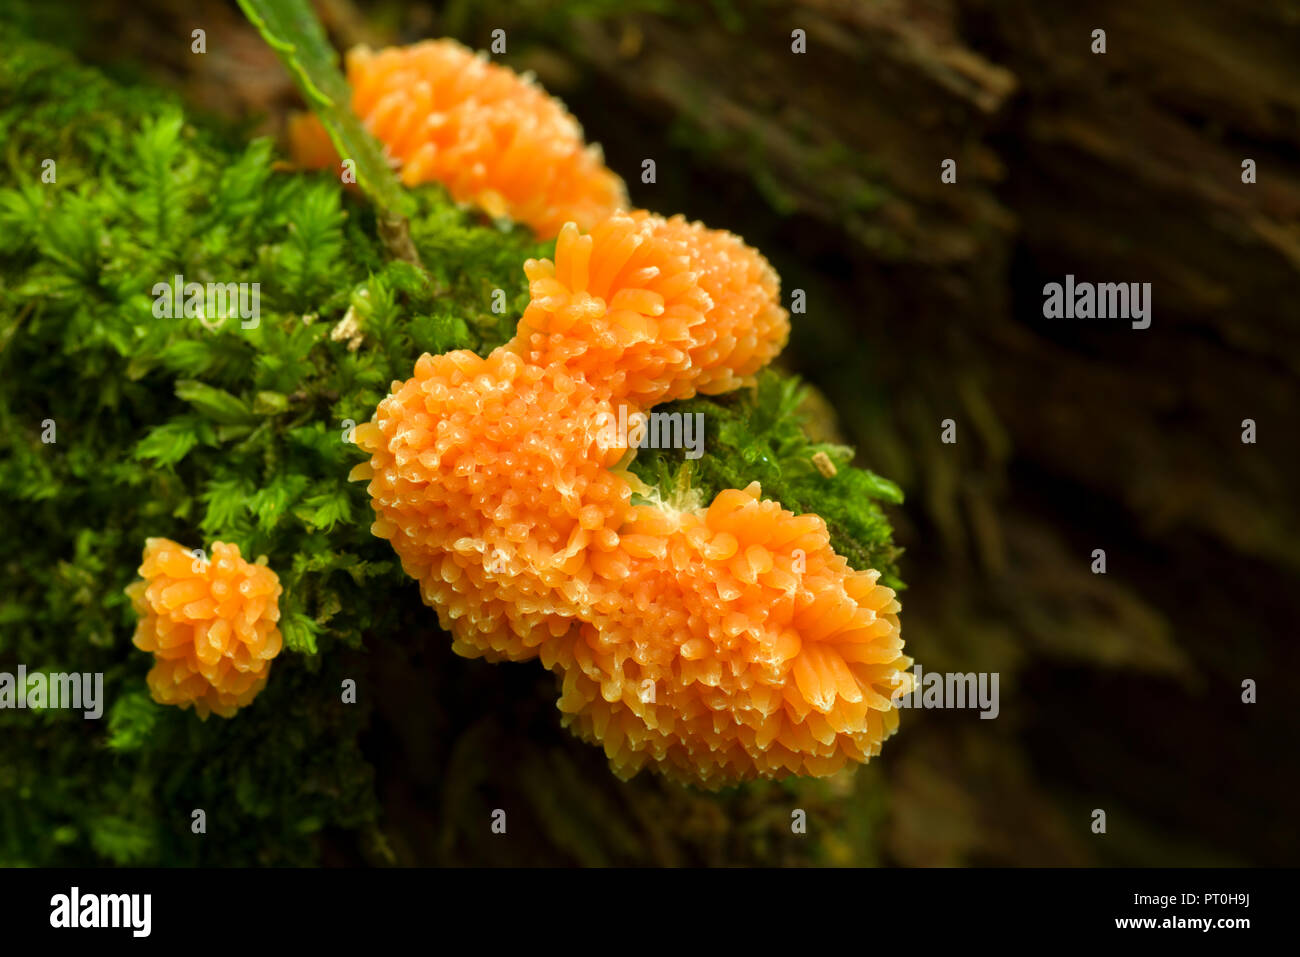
<box><xmin>628</xmin><ymin>372</ymin><xmax>904</xmax><ymax>588</ymax></box>
<box><xmin>0</xmin><ymin>18</ymin><xmax>902</xmax><ymax>865</ymax></box>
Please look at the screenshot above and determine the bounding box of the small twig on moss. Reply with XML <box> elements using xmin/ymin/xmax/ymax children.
<box><xmin>811</xmin><ymin>450</ymin><xmax>838</xmax><ymax>478</ymax></box>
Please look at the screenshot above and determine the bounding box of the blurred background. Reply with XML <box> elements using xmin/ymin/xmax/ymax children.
<box><xmin>5</xmin><ymin>0</ymin><xmax>1298</xmax><ymax>865</ymax></box>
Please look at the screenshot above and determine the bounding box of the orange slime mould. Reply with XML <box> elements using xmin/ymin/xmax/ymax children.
<box><xmin>289</xmin><ymin>39</ymin><xmax>628</xmax><ymax>238</ymax></box>
<box><xmin>352</xmin><ymin>211</ymin><xmax>912</xmax><ymax>788</ymax></box>
<box><xmin>126</xmin><ymin>538</ymin><xmax>284</xmax><ymax>719</ymax></box>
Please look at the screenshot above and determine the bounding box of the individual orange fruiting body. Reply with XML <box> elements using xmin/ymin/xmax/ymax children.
<box><xmin>352</xmin><ymin>210</ymin><xmax>910</xmax><ymax>788</ymax></box>
<box><xmin>125</xmin><ymin>538</ymin><xmax>284</xmax><ymax>719</ymax></box>
<box><xmin>515</xmin><ymin>212</ymin><xmax>791</xmax><ymax>406</ymax></box>
<box><xmin>289</xmin><ymin>39</ymin><xmax>628</xmax><ymax>239</ymax></box>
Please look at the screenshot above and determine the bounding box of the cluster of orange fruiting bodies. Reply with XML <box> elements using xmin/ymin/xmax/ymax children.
<box><xmin>353</xmin><ymin>211</ymin><xmax>912</xmax><ymax>787</ymax></box>
<box><xmin>126</xmin><ymin>538</ymin><xmax>284</xmax><ymax>719</ymax></box>
<box><xmin>132</xmin><ymin>37</ymin><xmax>910</xmax><ymax>783</ymax></box>
<box><xmin>289</xmin><ymin>39</ymin><xmax>628</xmax><ymax>238</ymax></box>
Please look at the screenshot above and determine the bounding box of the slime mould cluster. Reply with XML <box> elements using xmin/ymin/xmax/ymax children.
<box><xmin>327</xmin><ymin>44</ymin><xmax>914</xmax><ymax>787</ymax></box>
<box><xmin>0</xmin><ymin>13</ymin><xmax>906</xmax><ymax>830</ymax></box>
<box><xmin>126</xmin><ymin>539</ymin><xmax>284</xmax><ymax>720</ymax></box>
<box><xmin>291</xmin><ymin>39</ymin><xmax>627</xmax><ymax>237</ymax></box>
<box><xmin>353</xmin><ymin>212</ymin><xmax>910</xmax><ymax>787</ymax></box>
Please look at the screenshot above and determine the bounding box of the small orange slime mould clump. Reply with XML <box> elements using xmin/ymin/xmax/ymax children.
<box><xmin>352</xmin><ymin>211</ymin><xmax>911</xmax><ymax>788</ymax></box>
<box><xmin>289</xmin><ymin>39</ymin><xmax>628</xmax><ymax>238</ymax></box>
<box><xmin>126</xmin><ymin>538</ymin><xmax>284</xmax><ymax>719</ymax></box>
